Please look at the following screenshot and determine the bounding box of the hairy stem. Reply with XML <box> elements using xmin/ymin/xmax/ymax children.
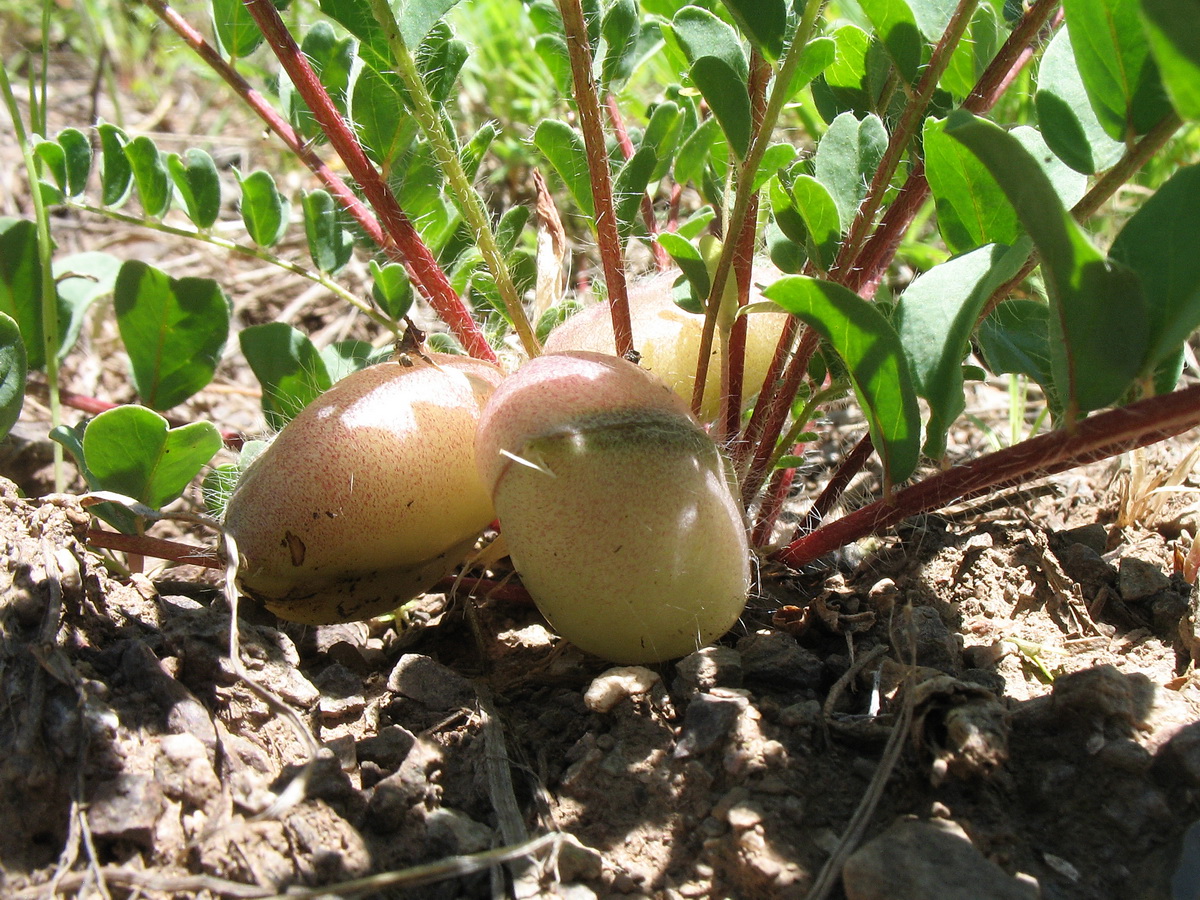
<box><xmin>234</xmin><ymin>0</ymin><xmax>496</xmax><ymax>362</ymax></box>
<box><xmin>777</xmin><ymin>384</ymin><xmax>1200</xmax><ymax>567</ymax></box>
<box><xmin>367</xmin><ymin>0</ymin><xmax>540</xmax><ymax>357</ymax></box>
<box><xmin>557</xmin><ymin>0</ymin><xmax>634</xmax><ymax>359</ymax></box>
<box><xmin>829</xmin><ymin>0</ymin><xmax>979</xmax><ymax>284</ymax></box>
<box><xmin>692</xmin><ymin>0</ymin><xmax>827</xmax><ymax>417</ymax></box>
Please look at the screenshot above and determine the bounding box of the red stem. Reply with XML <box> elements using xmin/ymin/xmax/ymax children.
<box><xmin>752</xmin><ymin>463</ymin><xmax>796</xmax><ymax>549</ymax></box>
<box><xmin>87</xmin><ymin>529</ymin><xmax>222</xmax><ymax>568</ymax></box>
<box><xmin>735</xmin><ymin>316</ymin><xmax>800</xmax><ymax>472</ymax></box>
<box><xmin>558</xmin><ymin>0</ymin><xmax>634</xmax><ymax>359</ymax></box>
<box><xmin>605</xmin><ymin>93</ymin><xmax>670</xmax><ymax>271</ymax></box>
<box><xmin>796</xmin><ymin>433</ymin><xmax>874</xmax><ymax>535</ymax></box>
<box><xmin>237</xmin><ymin>0</ymin><xmax>496</xmax><ymax>363</ymax></box>
<box><xmin>777</xmin><ymin>385</ymin><xmax>1200</xmax><ymax>567</ymax></box>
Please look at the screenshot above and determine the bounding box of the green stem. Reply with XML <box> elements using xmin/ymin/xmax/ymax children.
<box><xmin>0</xmin><ymin>59</ymin><xmax>64</xmax><ymax>490</ymax></box>
<box><xmin>366</xmin><ymin>0</ymin><xmax>540</xmax><ymax>358</ymax></box>
<box><xmin>691</xmin><ymin>0</ymin><xmax>827</xmax><ymax>417</ymax></box>
<box><xmin>66</xmin><ymin>201</ymin><xmax>398</xmax><ymax>333</ymax></box>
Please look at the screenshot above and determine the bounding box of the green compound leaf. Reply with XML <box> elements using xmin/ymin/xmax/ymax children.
<box><xmin>1108</xmin><ymin>164</ymin><xmax>1200</xmax><ymax>370</ymax></box>
<box><xmin>302</xmin><ymin>189</ymin><xmax>354</xmax><ymax>274</ymax></box>
<box><xmin>789</xmin><ymin>173</ymin><xmax>842</xmax><ymax>271</ymax></box>
<box><xmin>689</xmin><ymin>57</ymin><xmax>751</xmax><ymax>159</ymax></box>
<box><xmin>1140</xmin><ymin>0</ymin><xmax>1200</xmax><ymax>120</ymax></box>
<box><xmin>0</xmin><ymin>312</ymin><xmax>27</xmax><ymax>439</ymax></box>
<box><xmin>97</xmin><ymin>123</ymin><xmax>132</xmax><ymax>208</ymax></box>
<box><xmin>124</xmin><ymin>136</ymin><xmax>171</xmax><ymax>218</ymax></box>
<box><xmin>240</xmin><ymin>322</ymin><xmax>332</xmax><ymax>430</ymax></box>
<box><xmin>1035</xmin><ymin>28</ymin><xmax>1125</xmax><ymax>175</ymax></box>
<box><xmin>763</xmin><ymin>276</ymin><xmax>921</xmax><ymax>490</ymax></box>
<box><xmin>167</xmin><ymin>148</ymin><xmax>222</xmax><ymax>230</ymax></box>
<box><xmin>237</xmin><ymin>170</ymin><xmax>290</xmax><ymax>248</ymax></box>
<box><xmin>895</xmin><ymin>241</ymin><xmax>1030</xmax><ymax>458</ymax></box>
<box><xmin>946</xmin><ymin>111</ymin><xmax>1150</xmax><ymax>419</ymax></box>
<box><xmin>369</xmin><ymin>260</ymin><xmax>414</xmax><ymax>322</ymax></box>
<box><xmin>722</xmin><ymin>0</ymin><xmax>787</xmax><ymax>60</ymax></box>
<box><xmin>1061</xmin><ymin>0</ymin><xmax>1173</xmax><ymax>139</ymax></box>
<box><xmin>211</xmin><ymin>0</ymin><xmax>263</xmax><ymax>57</ymax></box>
<box><xmin>82</xmin><ymin>406</ymin><xmax>222</xmax><ymax>532</ymax></box>
<box><xmin>351</xmin><ymin>65</ymin><xmax>420</xmax><ymax>169</ymax></box>
<box><xmin>940</xmin><ymin>3</ymin><xmax>1001</xmax><ymax>100</ymax></box>
<box><xmin>114</xmin><ymin>261</ymin><xmax>231</xmax><ymax>411</ymax></box>
<box><xmin>783</xmin><ymin>35</ymin><xmax>836</xmax><ymax>102</ymax></box>
<box><xmin>533</xmin><ymin>120</ymin><xmax>595</xmax><ymax>219</ymax></box>
<box><xmin>33</xmin><ymin>137</ymin><xmax>67</xmax><ymax>201</ymax></box>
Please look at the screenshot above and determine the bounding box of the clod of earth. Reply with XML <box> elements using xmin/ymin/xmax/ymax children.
<box><xmin>476</xmin><ymin>351</ymin><xmax>751</xmax><ymax>663</ymax></box>
<box><xmin>223</xmin><ymin>352</ymin><xmax>503</xmax><ymax>624</ymax></box>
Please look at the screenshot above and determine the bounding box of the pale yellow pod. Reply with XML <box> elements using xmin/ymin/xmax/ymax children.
<box><xmin>224</xmin><ymin>353</ymin><xmax>503</xmax><ymax>622</ymax></box>
<box><xmin>477</xmin><ymin>352</ymin><xmax>751</xmax><ymax>663</ymax></box>
<box><xmin>544</xmin><ymin>270</ymin><xmax>788</xmax><ymax>421</ymax></box>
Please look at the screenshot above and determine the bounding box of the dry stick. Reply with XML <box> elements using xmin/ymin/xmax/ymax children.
<box><xmin>605</xmin><ymin>93</ymin><xmax>670</xmax><ymax>271</ymax></box>
<box><xmin>558</xmin><ymin>0</ymin><xmax>634</xmax><ymax>359</ymax></box>
<box><xmin>233</xmin><ymin>0</ymin><xmax>497</xmax><ymax>363</ymax></box>
<box><xmin>828</xmin><ymin>0</ymin><xmax>979</xmax><ymax>284</ymax></box>
<box><xmin>778</xmin><ymin>383</ymin><xmax>1200</xmax><ymax>567</ymax></box>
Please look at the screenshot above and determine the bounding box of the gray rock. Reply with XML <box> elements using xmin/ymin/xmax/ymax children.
<box><xmin>736</xmin><ymin>632</ymin><xmax>823</xmax><ymax>689</ymax></box>
<box><xmin>1057</xmin><ymin>523</ymin><xmax>1108</xmax><ymax>555</ymax></box>
<box><xmin>843</xmin><ymin>818</ymin><xmax>1038</xmax><ymax>900</ymax></box>
<box><xmin>1154</xmin><ymin>723</ymin><xmax>1200</xmax><ymax>788</ymax></box>
<box><xmin>1120</xmin><ymin>557</ymin><xmax>1172</xmax><ymax>601</ymax></box>
<box><xmin>425</xmin><ymin>807</ymin><xmax>494</xmax><ymax>855</ymax></box>
<box><xmin>674</xmin><ymin>646</ymin><xmax>743</xmax><ymax>696</ymax></box>
<box><xmin>674</xmin><ymin>691</ymin><xmax>748</xmax><ymax>758</ymax></box>
<box><xmin>386</xmin><ymin>654</ymin><xmax>476</xmax><ymax>710</ymax></box>
<box><xmin>155</xmin><ymin>733</ymin><xmax>220</xmax><ymax>808</ymax></box>
<box><xmin>358</xmin><ymin>724</ymin><xmax>417</xmax><ymax>771</ymax></box>
<box><xmin>903</xmin><ymin>605</ymin><xmax>963</xmax><ymax>673</ymax></box>
<box><xmin>86</xmin><ymin>774</ymin><xmax>164</xmax><ymax>846</ymax></box>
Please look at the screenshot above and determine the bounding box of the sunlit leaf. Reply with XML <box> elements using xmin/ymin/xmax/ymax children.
<box><xmin>237</xmin><ymin>169</ymin><xmax>290</xmax><ymax>247</ymax></box>
<box><xmin>211</xmin><ymin>0</ymin><xmax>263</xmax><ymax>57</ymax></box>
<box><xmin>97</xmin><ymin>122</ymin><xmax>132</xmax><ymax>208</ymax></box>
<box><xmin>1140</xmin><ymin>0</ymin><xmax>1200</xmax><ymax>120</ymax></box>
<box><xmin>240</xmin><ymin>322</ymin><xmax>332</xmax><ymax>430</ymax></box>
<box><xmin>114</xmin><ymin>261</ymin><xmax>231</xmax><ymax>410</ymax></box>
<box><xmin>167</xmin><ymin>148</ymin><xmax>222</xmax><ymax>230</ymax></box>
<box><xmin>764</xmin><ymin>276</ymin><xmax>921</xmax><ymax>489</ymax></box>
<box><xmin>302</xmin><ymin>189</ymin><xmax>353</xmax><ymax>273</ymax></box>
<box><xmin>370</xmin><ymin>260</ymin><xmax>414</xmax><ymax>322</ymax></box>
<box><xmin>814</xmin><ymin>111</ymin><xmax>887</xmax><ymax>231</ymax></box>
<box><xmin>533</xmin><ymin>120</ymin><xmax>595</xmax><ymax>219</ymax></box>
<box><xmin>124</xmin><ymin>136</ymin><xmax>171</xmax><ymax>218</ymax></box>
<box><xmin>1035</xmin><ymin>27</ymin><xmax>1125</xmax><ymax>174</ymax></box>
<box><xmin>689</xmin><ymin>56</ymin><xmax>751</xmax><ymax>159</ymax></box>
<box><xmin>722</xmin><ymin>0</ymin><xmax>787</xmax><ymax>60</ymax></box>
<box><xmin>0</xmin><ymin>312</ymin><xmax>27</xmax><ymax>439</ymax></box>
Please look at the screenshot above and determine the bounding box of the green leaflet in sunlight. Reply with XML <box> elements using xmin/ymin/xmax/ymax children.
<box><xmin>1061</xmin><ymin>0</ymin><xmax>1173</xmax><ymax>139</ymax></box>
<box><xmin>860</xmin><ymin>0</ymin><xmax>925</xmax><ymax>84</ymax></box>
<box><xmin>722</xmin><ymin>0</ymin><xmax>787</xmax><ymax>61</ymax></box>
<box><xmin>124</xmin><ymin>136</ymin><xmax>171</xmax><ymax>219</ymax></box>
<box><xmin>237</xmin><ymin>170</ymin><xmax>290</xmax><ymax>248</ymax></box>
<box><xmin>114</xmin><ymin>261</ymin><xmax>231</xmax><ymax>412</ymax></box>
<box><xmin>600</xmin><ymin>0</ymin><xmax>640</xmax><ymax>88</ymax></box>
<box><xmin>1108</xmin><ymin>164</ymin><xmax>1200</xmax><ymax>371</ymax></box>
<box><xmin>0</xmin><ymin>217</ymin><xmax>49</xmax><ymax>370</ymax></box>
<box><xmin>51</xmin><ymin>408</ymin><xmax>222</xmax><ymax>534</ymax></box>
<box><xmin>533</xmin><ymin>120</ymin><xmax>595</xmax><ymax>219</ymax></box>
<box><xmin>689</xmin><ymin>56</ymin><xmax>751</xmax><ymax>159</ymax></box>
<box><xmin>895</xmin><ymin>241</ymin><xmax>1030</xmax><ymax>459</ymax></box>
<box><xmin>939</xmin><ymin>3</ymin><xmax>1001</xmax><ymax>100</ymax></box>
<box><xmin>211</xmin><ymin>0</ymin><xmax>263</xmax><ymax>58</ymax></box>
<box><xmin>167</xmin><ymin>149</ymin><xmax>222</xmax><ymax>230</ymax></box>
<box><xmin>763</xmin><ymin>276</ymin><xmax>921</xmax><ymax>490</ymax></box>
<box><xmin>369</xmin><ymin>260</ymin><xmax>414</xmax><ymax>322</ymax></box>
<box><xmin>55</xmin><ymin>251</ymin><xmax>121</xmax><ymax>362</ymax></box>
<box><xmin>946</xmin><ymin>112</ymin><xmax>1149</xmax><ymax>420</ymax></box>
<box><xmin>612</xmin><ymin>146</ymin><xmax>657</xmax><ymax>239</ymax></box>
<box><xmin>1140</xmin><ymin>0</ymin><xmax>1200</xmax><ymax>121</ymax></box>
<box><xmin>302</xmin><ymin>189</ymin><xmax>354</xmax><ymax>274</ymax></box>
<box><xmin>320</xmin><ymin>340</ymin><xmax>391</xmax><ymax>384</ymax></box>
<box><xmin>240</xmin><ymin>322</ymin><xmax>332</xmax><ymax>431</ymax></box>
<box><xmin>97</xmin><ymin>123</ymin><xmax>132</xmax><ymax>208</ymax></box>
<box><xmin>814</xmin><ymin>111</ymin><xmax>887</xmax><ymax>232</ymax></box>
<box><xmin>0</xmin><ymin>312</ymin><xmax>26</xmax><ymax>439</ymax></box>
<box><xmin>1035</xmin><ymin>28</ymin><xmax>1125</xmax><ymax>175</ymax></box>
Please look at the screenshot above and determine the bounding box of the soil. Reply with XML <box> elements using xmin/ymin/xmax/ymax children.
<box><xmin>4</xmin><ymin>28</ymin><xmax>1200</xmax><ymax>900</ymax></box>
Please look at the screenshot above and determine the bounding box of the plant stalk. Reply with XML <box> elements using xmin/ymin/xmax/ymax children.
<box><xmin>829</xmin><ymin>0</ymin><xmax>979</xmax><ymax>285</ymax></box>
<box><xmin>0</xmin><ymin>58</ymin><xmax>64</xmax><ymax>489</ymax></box>
<box><xmin>557</xmin><ymin>0</ymin><xmax>634</xmax><ymax>359</ymax></box>
<box><xmin>367</xmin><ymin>0</ymin><xmax>541</xmax><ymax>357</ymax></box>
<box><xmin>237</xmin><ymin>0</ymin><xmax>497</xmax><ymax>362</ymax></box>
<box><xmin>605</xmin><ymin>93</ymin><xmax>670</xmax><ymax>271</ymax></box>
<box><xmin>777</xmin><ymin>384</ymin><xmax>1200</xmax><ymax>567</ymax></box>
<box><xmin>692</xmin><ymin>0</ymin><xmax>827</xmax><ymax>417</ymax></box>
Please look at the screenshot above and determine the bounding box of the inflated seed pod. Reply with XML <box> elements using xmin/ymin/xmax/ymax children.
<box><xmin>544</xmin><ymin>269</ymin><xmax>788</xmax><ymax>421</ymax></box>
<box><xmin>224</xmin><ymin>352</ymin><xmax>503</xmax><ymax>624</ymax></box>
<box><xmin>476</xmin><ymin>351</ymin><xmax>751</xmax><ymax>663</ymax></box>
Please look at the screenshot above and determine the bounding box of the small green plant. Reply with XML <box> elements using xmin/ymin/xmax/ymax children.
<box><xmin>3</xmin><ymin>0</ymin><xmax>1200</xmax><ymax>660</ymax></box>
